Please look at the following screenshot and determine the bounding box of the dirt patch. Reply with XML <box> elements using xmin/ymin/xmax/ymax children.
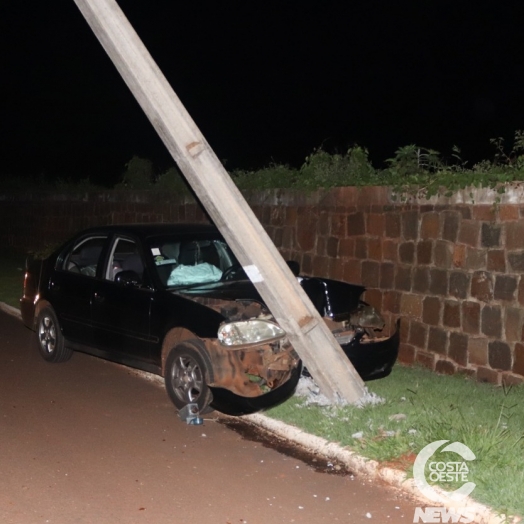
<box><xmin>382</xmin><ymin>452</ymin><xmax>417</xmax><ymax>472</ymax></box>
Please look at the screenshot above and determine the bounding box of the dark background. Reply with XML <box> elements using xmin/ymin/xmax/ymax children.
<box><xmin>1</xmin><ymin>1</ymin><xmax>523</xmax><ymax>186</ymax></box>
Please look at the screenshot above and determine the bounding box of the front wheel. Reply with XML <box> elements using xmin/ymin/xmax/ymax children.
<box><xmin>164</xmin><ymin>339</ymin><xmax>214</xmax><ymax>413</ymax></box>
<box><xmin>36</xmin><ymin>306</ymin><xmax>73</xmax><ymax>363</ymax></box>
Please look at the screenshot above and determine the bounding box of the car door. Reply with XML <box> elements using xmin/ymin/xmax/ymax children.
<box><xmin>90</xmin><ymin>236</ymin><xmax>156</xmax><ymax>363</ymax></box>
<box><xmin>48</xmin><ymin>235</ymin><xmax>108</xmax><ymax>346</ymax></box>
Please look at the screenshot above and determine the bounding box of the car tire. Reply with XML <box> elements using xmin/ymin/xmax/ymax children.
<box><xmin>36</xmin><ymin>306</ymin><xmax>73</xmax><ymax>363</ymax></box>
<box><xmin>164</xmin><ymin>339</ymin><xmax>214</xmax><ymax>413</ymax></box>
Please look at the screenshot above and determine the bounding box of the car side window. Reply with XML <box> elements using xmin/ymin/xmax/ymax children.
<box><xmin>63</xmin><ymin>236</ymin><xmax>106</xmax><ymax>277</ymax></box>
<box><xmin>106</xmin><ymin>238</ymin><xmax>144</xmax><ymax>281</ymax></box>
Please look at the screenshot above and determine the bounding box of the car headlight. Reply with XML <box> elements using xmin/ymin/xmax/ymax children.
<box><xmin>218</xmin><ymin>320</ymin><xmax>286</xmax><ymax>347</ymax></box>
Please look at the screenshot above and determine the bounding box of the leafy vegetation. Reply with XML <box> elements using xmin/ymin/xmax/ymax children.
<box><xmin>242</xmin><ymin>130</ymin><xmax>524</xmax><ymax>198</ymax></box>
<box><xmin>3</xmin><ymin>132</ymin><xmax>524</xmax><ymax>198</ymax></box>
<box><xmin>115</xmin><ymin>156</ymin><xmax>155</xmax><ymax>189</ymax></box>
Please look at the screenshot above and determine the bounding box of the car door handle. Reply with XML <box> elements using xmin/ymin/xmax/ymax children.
<box><xmin>93</xmin><ymin>292</ymin><xmax>105</xmax><ymax>304</ymax></box>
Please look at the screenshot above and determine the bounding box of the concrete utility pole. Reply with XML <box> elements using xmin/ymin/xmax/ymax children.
<box><xmin>73</xmin><ymin>0</ymin><xmax>366</xmax><ymax>403</ymax></box>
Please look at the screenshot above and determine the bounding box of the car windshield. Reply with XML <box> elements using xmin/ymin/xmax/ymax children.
<box><xmin>147</xmin><ymin>236</ymin><xmax>244</xmax><ymax>288</ymax></box>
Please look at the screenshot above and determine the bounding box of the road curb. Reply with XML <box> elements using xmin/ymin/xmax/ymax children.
<box><xmin>0</xmin><ymin>302</ymin><xmax>22</xmax><ymax>319</ymax></box>
<box><xmin>1</xmin><ymin>302</ymin><xmax>518</xmax><ymax>524</ymax></box>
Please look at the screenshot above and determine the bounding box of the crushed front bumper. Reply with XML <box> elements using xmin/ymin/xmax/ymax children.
<box><xmin>339</xmin><ymin>319</ymin><xmax>400</xmax><ymax>381</ymax></box>
<box><xmin>209</xmin><ymin>362</ymin><xmax>302</xmax><ymax>416</ymax></box>
<box><xmin>209</xmin><ymin>320</ymin><xmax>399</xmax><ymax>415</ymax></box>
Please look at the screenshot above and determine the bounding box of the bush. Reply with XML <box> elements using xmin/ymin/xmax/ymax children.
<box><xmin>231</xmin><ymin>164</ymin><xmax>298</xmax><ymax>189</ymax></box>
<box><xmin>116</xmin><ymin>156</ymin><xmax>155</xmax><ymax>189</ymax></box>
<box><xmin>154</xmin><ymin>166</ymin><xmax>191</xmax><ymax>195</ymax></box>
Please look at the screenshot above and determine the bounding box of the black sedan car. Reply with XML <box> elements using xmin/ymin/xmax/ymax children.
<box><xmin>21</xmin><ymin>224</ymin><xmax>399</xmax><ymax>415</ymax></box>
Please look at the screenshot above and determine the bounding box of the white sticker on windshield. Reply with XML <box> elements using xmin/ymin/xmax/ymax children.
<box><xmin>243</xmin><ymin>265</ymin><xmax>264</xmax><ymax>283</ymax></box>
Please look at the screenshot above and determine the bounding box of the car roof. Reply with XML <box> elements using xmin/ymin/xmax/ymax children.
<box><xmin>78</xmin><ymin>223</ymin><xmax>219</xmax><ymax>239</ymax></box>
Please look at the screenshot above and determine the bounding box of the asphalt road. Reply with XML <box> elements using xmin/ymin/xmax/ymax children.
<box><xmin>0</xmin><ymin>310</ymin><xmax>421</xmax><ymax>523</ymax></box>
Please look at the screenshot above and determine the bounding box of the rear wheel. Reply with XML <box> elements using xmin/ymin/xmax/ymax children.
<box><xmin>164</xmin><ymin>339</ymin><xmax>214</xmax><ymax>413</ymax></box>
<box><xmin>36</xmin><ymin>306</ymin><xmax>73</xmax><ymax>363</ymax></box>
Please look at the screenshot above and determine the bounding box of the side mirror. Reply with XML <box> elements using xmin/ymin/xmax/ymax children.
<box><xmin>286</xmin><ymin>260</ymin><xmax>300</xmax><ymax>276</ymax></box>
<box><xmin>115</xmin><ymin>269</ymin><xmax>142</xmax><ymax>287</ymax></box>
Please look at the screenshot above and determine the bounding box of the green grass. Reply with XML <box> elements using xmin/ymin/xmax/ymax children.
<box><xmin>0</xmin><ymin>251</ymin><xmax>27</xmax><ymax>308</ymax></box>
<box><xmin>267</xmin><ymin>365</ymin><xmax>524</xmax><ymax>517</ymax></box>
<box><xmin>1</xmin><ymin>251</ymin><xmax>522</xmax><ymax>516</ymax></box>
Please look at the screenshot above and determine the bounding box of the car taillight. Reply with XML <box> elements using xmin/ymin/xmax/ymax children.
<box><xmin>23</xmin><ymin>272</ymin><xmax>34</xmax><ymax>298</ymax></box>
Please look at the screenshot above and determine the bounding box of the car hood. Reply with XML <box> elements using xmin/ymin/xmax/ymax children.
<box><xmin>174</xmin><ymin>276</ymin><xmax>399</xmax><ymax>384</ymax></box>
<box><xmin>176</xmin><ymin>280</ymin><xmax>263</xmax><ymax>302</ymax></box>
<box><xmin>175</xmin><ymin>276</ymin><xmax>366</xmax><ymax>319</ymax></box>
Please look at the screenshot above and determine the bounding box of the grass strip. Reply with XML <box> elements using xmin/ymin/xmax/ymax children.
<box><xmin>0</xmin><ymin>251</ymin><xmax>26</xmax><ymax>308</ymax></box>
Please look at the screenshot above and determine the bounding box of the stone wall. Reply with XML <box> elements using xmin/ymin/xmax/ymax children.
<box><xmin>2</xmin><ymin>185</ymin><xmax>524</xmax><ymax>385</ymax></box>
<box><xmin>253</xmin><ymin>186</ymin><xmax>524</xmax><ymax>386</ymax></box>
<box><xmin>0</xmin><ymin>191</ymin><xmax>208</xmax><ymax>252</ymax></box>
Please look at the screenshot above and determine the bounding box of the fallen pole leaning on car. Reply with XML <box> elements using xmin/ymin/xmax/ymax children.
<box><xmin>73</xmin><ymin>0</ymin><xmax>367</xmax><ymax>404</ymax></box>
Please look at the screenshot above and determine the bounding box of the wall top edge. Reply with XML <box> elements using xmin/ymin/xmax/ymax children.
<box><xmin>1</xmin><ymin>184</ymin><xmax>523</xmax><ymax>206</ymax></box>
<box><xmin>0</xmin><ymin>191</ymin><xmax>196</xmax><ymax>204</ymax></box>
<box><xmin>246</xmin><ymin>185</ymin><xmax>524</xmax><ymax>206</ymax></box>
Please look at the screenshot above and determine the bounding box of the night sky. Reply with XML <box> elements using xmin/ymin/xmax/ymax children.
<box><xmin>2</xmin><ymin>1</ymin><xmax>524</xmax><ymax>186</ymax></box>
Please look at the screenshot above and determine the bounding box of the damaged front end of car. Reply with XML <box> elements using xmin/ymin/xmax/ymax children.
<box><xmin>182</xmin><ymin>273</ymin><xmax>399</xmax><ymax>415</ymax></box>
<box><xmin>300</xmin><ymin>276</ymin><xmax>400</xmax><ymax>381</ymax></box>
<box><xmin>187</xmin><ymin>297</ymin><xmax>302</xmax><ymax>415</ymax></box>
